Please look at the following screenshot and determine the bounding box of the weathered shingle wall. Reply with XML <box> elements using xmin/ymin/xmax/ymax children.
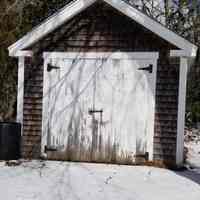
<box><xmin>22</xmin><ymin>57</ymin><xmax>43</xmax><ymax>158</ymax></box>
<box><xmin>22</xmin><ymin>1</ymin><xmax>179</xmax><ymax>165</ymax></box>
<box><xmin>154</xmin><ymin>58</ymin><xmax>179</xmax><ymax>165</ymax></box>
<box><xmin>28</xmin><ymin>1</ymin><xmax>174</xmax><ymax>53</ymax></box>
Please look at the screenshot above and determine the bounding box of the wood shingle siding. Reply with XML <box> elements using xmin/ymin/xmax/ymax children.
<box><xmin>22</xmin><ymin>57</ymin><xmax>43</xmax><ymax>158</ymax></box>
<box><xmin>154</xmin><ymin>58</ymin><xmax>179</xmax><ymax>164</ymax></box>
<box><xmin>21</xmin><ymin>1</ymin><xmax>179</xmax><ymax>165</ymax></box>
<box><xmin>28</xmin><ymin>2</ymin><xmax>176</xmax><ymax>53</ymax></box>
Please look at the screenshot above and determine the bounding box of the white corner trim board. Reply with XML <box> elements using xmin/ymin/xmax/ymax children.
<box><xmin>147</xmin><ymin>58</ymin><xmax>158</xmax><ymax>161</ymax></box>
<box><xmin>176</xmin><ymin>57</ymin><xmax>188</xmax><ymax>166</ymax></box>
<box><xmin>17</xmin><ymin>57</ymin><xmax>25</xmax><ymax>125</ymax></box>
<box><xmin>43</xmin><ymin>52</ymin><xmax>159</xmax><ymax>60</ymax></box>
<box><xmin>8</xmin><ymin>0</ymin><xmax>197</xmax><ymax>57</ymax></box>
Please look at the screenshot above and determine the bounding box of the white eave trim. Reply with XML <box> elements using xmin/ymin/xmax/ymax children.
<box><xmin>8</xmin><ymin>0</ymin><xmax>198</xmax><ymax>57</ymax></box>
<box><xmin>14</xmin><ymin>50</ymin><xmax>33</xmax><ymax>57</ymax></box>
<box><xmin>170</xmin><ymin>50</ymin><xmax>193</xmax><ymax>58</ymax></box>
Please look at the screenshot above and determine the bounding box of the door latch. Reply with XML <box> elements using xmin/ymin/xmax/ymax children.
<box><xmin>88</xmin><ymin>109</ymin><xmax>103</xmax><ymax>115</ymax></box>
<box><xmin>138</xmin><ymin>64</ymin><xmax>153</xmax><ymax>73</ymax></box>
<box><xmin>47</xmin><ymin>63</ymin><xmax>60</xmax><ymax>72</ymax></box>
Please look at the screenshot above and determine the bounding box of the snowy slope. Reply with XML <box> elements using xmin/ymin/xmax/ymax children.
<box><xmin>0</xmin><ymin>128</ymin><xmax>199</xmax><ymax>200</ymax></box>
<box><xmin>0</xmin><ymin>160</ymin><xmax>200</xmax><ymax>200</ymax></box>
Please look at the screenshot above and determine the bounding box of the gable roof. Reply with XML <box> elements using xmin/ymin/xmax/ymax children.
<box><xmin>8</xmin><ymin>0</ymin><xmax>198</xmax><ymax>57</ymax></box>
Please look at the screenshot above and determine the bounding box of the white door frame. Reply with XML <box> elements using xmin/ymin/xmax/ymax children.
<box><xmin>41</xmin><ymin>51</ymin><xmax>159</xmax><ymax>161</ymax></box>
<box><xmin>43</xmin><ymin>52</ymin><xmax>159</xmax><ymax>60</ymax></box>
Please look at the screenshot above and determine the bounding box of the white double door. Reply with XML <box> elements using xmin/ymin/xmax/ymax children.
<box><xmin>42</xmin><ymin>55</ymin><xmax>156</xmax><ymax>163</ymax></box>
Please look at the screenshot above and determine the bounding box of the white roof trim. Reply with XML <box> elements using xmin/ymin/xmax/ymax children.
<box><xmin>8</xmin><ymin>0</ymin><xmax>198</xmax><ymax>57</ymax></box>
<box><xmin>170</xmin><ymin>50</ymin><xmax>193</xmax><ymax>58</ymax></box>
<box><xmin>15</xmin><ymin>50</ymin><xmax>33</xmax><ymax>57</ymax></box>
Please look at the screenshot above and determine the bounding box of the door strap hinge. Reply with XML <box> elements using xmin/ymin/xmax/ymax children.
<box><xmin>44</xmin><ymin>145</ymin><xmax>58</xmax><ymax>152</ymax></box>
<box><xmin>135</xmin><ymin>152</ymin><xmax>149</xmax><ymax>161</ymax></box>
<box><xmin>138</xmin><ymin>64</ymin><xmax>153</xmax><ymax>73</ymax></box>
<box><xmin>47</xmin><ymin>64</ymin><xmax>60</xmax><ymax>72</ymax></box>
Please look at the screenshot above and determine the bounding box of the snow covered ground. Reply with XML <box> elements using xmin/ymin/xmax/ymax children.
<box><xmin>0</xmin><ymin>159</ymin><xmax>200</xmax><ymax>200</ymax></box>
<box><xmin>0</xmin><ymin>128</ymin><xmax>199</xmax><ymax>200</ymax></box>
<box><xmin>178</xmin><ymin>130</ymin><xmax>200</xmax><ymax>187</ymax></box>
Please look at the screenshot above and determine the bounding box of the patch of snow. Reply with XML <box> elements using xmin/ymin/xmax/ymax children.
<box><xmin>185</xmin><ymin>141</ymin><xmax>200</xmax><ymax>168</ymax></box>
<box><xmin>0</xmin><ymin>160</ymin><xmax>200</xmax><ymax>200</ymax></box>
<box><xmin>0</xmin><ymin>161</ymin><xmax>5</xmax><ymax>167</ymax></box>
<box><xmin>185</xmin><ymin>128</ymin><xmax>200</xmax><ymax>169</ymax></box>
<box><xmin>174</xmin><ymin>127</ymin><xmax>200</xmax><ymax>187</ymax></box>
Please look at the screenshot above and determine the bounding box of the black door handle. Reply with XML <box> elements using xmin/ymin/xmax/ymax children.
<box><xmin>47</xmin><ymin>64</ymin><xmax>60</xmax><ymax>72</ymax></box>
<box><xmin>138</xmin><ymin>64</ymin><xmax>153</xmax><ymax>73</ymax></box>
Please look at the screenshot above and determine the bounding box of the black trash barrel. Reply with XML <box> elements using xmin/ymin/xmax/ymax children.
<box><xmin>0</xmin><ymin>122</ymin><xmax>21</xmax><ymax>160</ymax></box>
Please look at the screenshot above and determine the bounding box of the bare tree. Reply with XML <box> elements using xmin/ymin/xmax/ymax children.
<box><xmin>0</xmin><ymin>0</ymin><xmax>199</xmax><ymax>123</ymax></box>
<box><xmin>0</xmin><ymin>0</ymin><xmax>43</xmax><ymax>121</ymax></box>
<box><xmin>0</xmin><ymin>0</ymin><xmax>73</xmax><ymax>121</ymax></box>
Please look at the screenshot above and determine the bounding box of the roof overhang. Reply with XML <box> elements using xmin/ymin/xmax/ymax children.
<box><xmin>8</xmin><ymin>0</ymin><xmax>198</xmax><ymax>57</ymax></box>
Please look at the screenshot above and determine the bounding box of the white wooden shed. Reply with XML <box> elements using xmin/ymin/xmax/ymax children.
<box><xmin>8</xmin><ymin>0</ymin><xmax>198</xmax><ymax>167</ymax></box>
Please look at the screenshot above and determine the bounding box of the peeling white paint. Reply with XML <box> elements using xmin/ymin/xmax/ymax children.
<box><xmin>42</xmin><ymin>54</ymin><xmax>157</xmax><ymax>163</ymax></box>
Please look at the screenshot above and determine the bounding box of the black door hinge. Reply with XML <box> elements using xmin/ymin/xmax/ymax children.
<box><xmin>138</xmin><ymin>64</ymin><xmax>153</xmax><ymax>73</ymax></box>
<box><xmin>44</xmin><ymin>145</ymin><xmax>57</xmax><ymax>152</ymax></box>
<box><xmin>47</xmin><ymin>64</ymin><xmax>60</xmax><ymax>72</ymax></box>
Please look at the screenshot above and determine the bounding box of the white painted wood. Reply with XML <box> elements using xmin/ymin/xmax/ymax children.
<box><xmin>12</xmin><ymin>50</ymin><xmax>33</xmax><ymax>57</ymax></box>
<box><xmin>42</xmin><ymin>55</ymin><xmax>157</xmax><ymax>163</ymax></box>
<box><xmin>41</xmin><ymin>57</ymin><xmax>51</xmax><ymax>157</ymax></box>
<box><xmin>170</xmin><ymin>50</ymin><xmax>192</xmax><ymax>58</ymax></box>
<box><xmin>17</xmin><ymin>57</ymin><xmax>25</xmax><ymax>126</ymax></box>
<box><xmin>43</xmin><ymin>52</ymin><xmax>159</xmax><ymax>60</ymax></box>
<box><xmin>176</xmin><ymin>57</ymin><xmax>188</xmax><ymax>166</ymax></box>
<box><xmin>147</xmin><ymin>59</ymin><xmax>157</xmax><ymax>161</ymax></box>
<box><xmin>8</xmin><ymin>0</ymin><xmax>197</xmax><ymax>57</ymax></box>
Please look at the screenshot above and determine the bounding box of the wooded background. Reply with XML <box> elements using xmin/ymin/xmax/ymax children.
<box><xmin>0</xmin><ymin>0</ymin><xmax>199</xmax><ymax>126</ymax></box>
